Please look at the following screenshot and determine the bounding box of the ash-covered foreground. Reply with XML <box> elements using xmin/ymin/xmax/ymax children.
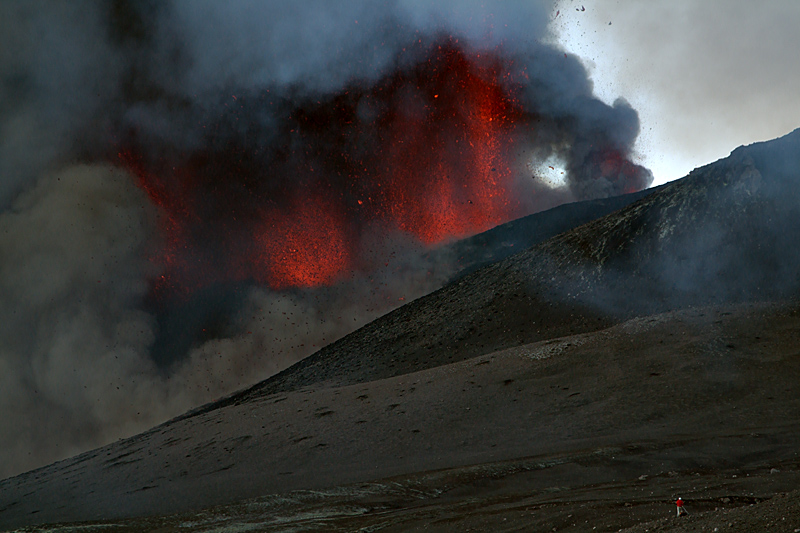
<box><xmin>2</xmin><ymin>303</ymin><xmax>800</xmax><ymax>532</ymax></box>
<box><xmin>2</xmin><ymin>130</ymin><xmax>800</xmax><ymax>531</ymax></box>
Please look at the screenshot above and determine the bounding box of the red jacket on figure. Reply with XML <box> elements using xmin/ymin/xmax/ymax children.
<box><xmin>676</xmin><ymin>497</ymin><xmax>688</xmax><ymax>516</ymax></box>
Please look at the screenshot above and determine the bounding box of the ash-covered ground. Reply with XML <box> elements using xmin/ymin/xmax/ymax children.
<box><xmin>2</xmin><ymin>130</ymin><xmax>800</xmax><ymax>532</ymax></box>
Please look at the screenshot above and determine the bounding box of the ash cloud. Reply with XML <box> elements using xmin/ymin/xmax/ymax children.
<box><xmin>0</xmin><ymin>0</ymin><xmax>652</xmax><ymax>478</ymax></box>
<box><xmin>560</xmin><ymin>1</ymin><xmax>800</xmax><ymax>183</ymax></box>
<box><xmin>0</xmin><ymin>164</ymin><xmax>164</xmax><ymax>475</ymax></box>
<box><xmin>0</xmin><ymin>1</ymin><xmax>123</xmax><ymax>203</ymax></box>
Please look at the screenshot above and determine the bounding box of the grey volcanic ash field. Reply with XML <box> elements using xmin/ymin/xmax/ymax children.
<box><xmin>3</xmin><ymin>131</ymin><xmax>800</xmax><ymax>532</ymax></box>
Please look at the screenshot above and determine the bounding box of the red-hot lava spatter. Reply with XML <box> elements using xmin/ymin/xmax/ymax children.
<box><xmin>120</xmin><ymin>41</ymin><xmax>533</xmax><ymax>299</ymax></box>
<box><xmin>370</xmin><ymin>44</ymin><xmax>525</xmax><ymax>244</ymax></box>
<box><xmin>254</xmin><ymin>192</ymin><xmax>355</xmax><ymax>290</ymax></box>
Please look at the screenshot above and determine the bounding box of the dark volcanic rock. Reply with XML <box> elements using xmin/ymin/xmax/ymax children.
<box><xmin>187</xmin><ymin>129</ymin><xmax>800</xmax><ymax>415</ymax></box>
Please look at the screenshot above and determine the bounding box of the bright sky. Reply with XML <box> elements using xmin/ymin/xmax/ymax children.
<box><xmin>552</xmin><ymin>0</ymin><xmax>800</xmax><ymax>186</ymax></box>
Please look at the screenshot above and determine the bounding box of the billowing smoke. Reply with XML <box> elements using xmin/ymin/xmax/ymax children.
<box><xmin>0</xmin><ymin>0</ymin><xmax>651</xmax><ymax>478</ymax></box>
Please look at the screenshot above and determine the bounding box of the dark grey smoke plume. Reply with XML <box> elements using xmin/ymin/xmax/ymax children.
<box><xmin>0</xmin><ymin>0</ymin><xmax>651</xmax><ymax>478</ymax></box>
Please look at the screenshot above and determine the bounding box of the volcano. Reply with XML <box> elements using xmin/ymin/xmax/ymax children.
<box><xmin>112</xmin><ymin>38</ymin><xmax>653</xmax><ymax>373</ymax></box>
<box><xmin>2</xmin><ymin>130</ymin><xmax>800</xmax><ymax>532</ymax></box>
<box><xmin>118</xmin><ymin>39</ymin><xmax>650</xmax><ymax>302</ymax></box>
<box><xmin>0</xmin><ymin>9</ymin><xmax>660</xmax><ymax>476</ymax></box>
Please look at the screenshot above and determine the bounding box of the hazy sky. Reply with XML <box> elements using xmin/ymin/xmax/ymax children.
<box><xmin>553</xmin><ymin>0</ymin><xmax>800</xmax><ymax>186</ymax></box>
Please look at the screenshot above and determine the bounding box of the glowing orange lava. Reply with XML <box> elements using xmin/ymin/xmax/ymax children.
<box><xmin>254</xmin><ymin>193</ymin><xmax>353</xmax><ymax>289</ymax></box>
<box><xmin>121</xmin><ymin>41</ymin><xmax>530</xmax><ymax>296</ymax></box>
<box><xmin>375</xmin><ymin>46</ymin><xmax>523</xmax><ymax>244</ymax></box>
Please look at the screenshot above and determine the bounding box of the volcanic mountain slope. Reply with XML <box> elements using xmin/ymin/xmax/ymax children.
<box><xmin>3</xmin><ymin>301</ymin><xmax>800</xmax><ymax>532</ymax></box>
<box><xmin>143</xmin><ymin>182</ymin><xmax>655</xmax><ymax>372</ymax></box>
<box><xmin>2</xmin><ymin>129</ymin><xmax>800</xmax><ymax>531</ymax></box>
<box><xmin>191</xmin><ymin>128</ymin><xmax>800</xmax><ymax>411</ymax></box>
<box><xmin>434</xmin><ymin>185</ymin><xmax>658</xmax><ymax>278</ymax></box>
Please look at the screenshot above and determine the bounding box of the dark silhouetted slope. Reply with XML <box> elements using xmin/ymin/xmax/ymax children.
<box><xmin>188</xmin><ymin>129</ymin><xmax>800</xmax><ymax>415</ymax></box>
